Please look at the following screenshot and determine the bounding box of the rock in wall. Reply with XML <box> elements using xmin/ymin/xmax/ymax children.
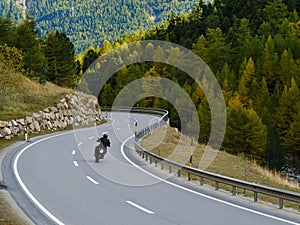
<box><xmin>0</xmin><ymin>93</ymin><xmax>103</xmax><ymax>140</ymax></box>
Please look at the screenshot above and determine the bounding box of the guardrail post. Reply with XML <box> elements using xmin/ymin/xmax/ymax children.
<box><xmin>139</xmin><ymin>151</ymin><xmax>142</xmax><ymax>156</ymax></box>
<box><xmin>188</xmin><ymin>173</ymin><xmax>191</xmax><ymax>181</ymax></box>
<box><xmin>177</xmin><ymin>169</ymin><xmax>181</xmax><ymax>177</ymax></box>
<box><xmin>161</xmin><ymin>162</ymin><xmax>164</xmax><ymax>170</ymax></box>
<box><xmin>155</xmin><ymin>160</ymin><xmax>157</xmax><ymax>167</ymax></box>
<box><xmin>254</xmin><ymin>192</ymin><xmax>258</xmax><ymax>202</ymax></box>
<box><xmin>215</xmin><ymin>181</ymin><xmax>219</xmax><ymax>190</ymax></box>
<box><xmin>279</xmin><ymin>198</ymin><xmax>283</xmax><ymax>209</ymax></box>
<box><xmin>142</xmin><ymin>152</ymin><xmax>145</xmax><ymax>159</ymax></box>
<box><xmin>149</xmin><ymin>156</ymin><xmax>152</xmax><ymax>164</ymax></box>
<box><xmin>169</xmin><ymin>166</ymin><xmax>172</xmax><ymax>173</ymax></box>
<box><xmin>200</xmin><ymin>177</ymin><xmax>204</xmax><ymax>185</ymax></box>
<box><xmin>232</xmin><ymin>186</ymin><xmax>237</xmax><ymax>196</ymax></box>
<box><xmin>145</xmin><ymin>154</ymin><xmax>148</xmax><ymax>161</ymax></box>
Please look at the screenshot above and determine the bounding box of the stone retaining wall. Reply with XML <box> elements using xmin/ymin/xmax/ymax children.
<box><xmin>0</xmin><ymin>93</ymin><xmax>103</xmax><ymax>140</ymax></box>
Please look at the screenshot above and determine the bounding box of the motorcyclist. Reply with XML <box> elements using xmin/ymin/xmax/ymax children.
<box><xmin>94</xmin><ymin>134</ymin><xmax>110</xmax><ymax>162</ymax></box>
<box><xmin>97</xmin><ymin>133</ymin><xmax>111</xmax><ymax>148</ymax></box>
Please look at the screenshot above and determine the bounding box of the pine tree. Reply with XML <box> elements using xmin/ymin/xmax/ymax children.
<box><xmin>236</xmin><ymin>18</ymin><xmax>252</xmax><ymax>61</ymax></box>
<box><xmin>198</xmin><ymin>97</ymin><xmax>211</xmax><ymax>144</ymax></box>
<box><xmin>0</xmin><ymin>17</ymin><xmax>16</xmax><ymax>46</ymax></box>
<box><xmin>275</xmin><ymin>78</ymin><xmax>300</xmax><ymax>160</ymax></box>
<box><xmin>265</xmin><ymin>125</ymin><xmax>285</xmax><ymax>169</ymax></box>
<box><xmin>203</xmin><ymin>27</ymin><xmax>231</xmax><ymax>73</ymax></box>
<box><xmin>223</xmin><ymin>93</ymin><xmax>267</xmax><ymax>161</ymax></box>
<box><xmin>264</xmin><ymin>0</ymin><xmax>289</xmax><ymax>25</ymax></box>
<box><xmin>44</xmin><ymin>31</ymin><xmax>77</xmax><ymax>87</ymax></box>
<box><xmin>192</xmin><ymin>35</ymin><xmax>206</xmax><ymax>59</ymax></box>
<box><xmin>82</xmin><ymin>48</ymin><xmax>99</xmax><ymax>73</ymax></box>
<box><xmin>261</xmin><ymin>36</ymin><xmax>279</xmax><ymax>91</ymax></box>
<box><xmin>279</xmin><ymin>49</ymin><xmax>297</xmax><ymax>85</ymax></box>
<box><xmin>15</xmin><ymin>17</ymin><xmax>43</xmax><ymax>77</ymax></box>
<box><xmin>141</xmin><ymin>67</ymin><xmax>161</xmax><ymax>107</ymax></box>
<box><xmin>100</xmin><ymin>84</ymin><xmax>115</xmax><ymax>106</ymax></box>
<box><xmin>283</xmin><ymin>103</ymin><xmax>300</xmax><ymax>164</ymax></box>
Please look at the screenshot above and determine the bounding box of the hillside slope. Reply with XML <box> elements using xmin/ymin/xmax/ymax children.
<box><xmin>0</xmin><ymin>0</ymin><xmax>199</xmax><ymax>52</ymax></box>
<box><xmin>0</xmin><ymin>76</ymin><xmax>74</xmax><ymax>121</ymax></box>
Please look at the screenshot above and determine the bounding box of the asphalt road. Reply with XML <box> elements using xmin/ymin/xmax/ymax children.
<box><xmin>2</xmin><ymin>112</ymin><xmax>300</xmax><ymax>225</ymax></box>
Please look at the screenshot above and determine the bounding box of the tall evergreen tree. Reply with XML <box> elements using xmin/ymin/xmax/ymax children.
<box><xmin>82</xmin><ymin>48</ymin><xmax>99</xmax><ymax>73</ymax></box>
<box><xmin>0</xmin><ymin>17</ymin><xmax>16</xmax><ymax>46</ymax></box>
<box><xmin>275</xmin><ymin>78</ymin><xmax>300</xmax><ymax>149</ymax></box>
<box><xmin>15</xmin><ymin>17</ymin><xmax>46</xmax><ymax>82</ymax></box>
<box><xmin>261</xmin><ymin>36</ymin><xmax>279</xmax><ymax>90</ymax></box>
<box><xmin>283</xmin><ymin>103</ymin><xmax>300</xmax><ymax>165</ymax></box>
<box><xmin>43</xmin><ymin>31</ymin><xmax>77</xmax><ymax>87</ymax></box>
<box><xmin>223</xmin><ymin>94</ymin><xmax>267</xmax><ymax>161</ymax></box>
<box><xmin>198</xmin><ymin>97</ymin><xmax>211</xmax><ymax>144</ymax></box>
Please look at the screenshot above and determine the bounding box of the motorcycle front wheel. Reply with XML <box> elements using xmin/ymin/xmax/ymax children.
<box><xmin>95</xmin><ymin>154</ymin><xmax>100</xmax><ymax>163</ymax></box>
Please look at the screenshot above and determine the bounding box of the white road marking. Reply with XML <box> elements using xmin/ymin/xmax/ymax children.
<box><xmin>116</xmin><ymin>128</ymin><xmax>121</xmax><ymax>131</ymax></box>
<box><xmin>86</xmin><ymin>176</ymin><xmax>99</xmax><ymax>185</ymax></box>
<box><xmin>121</xmin><ymin>135</ymin><xmax>300</xmax><ymax>225</ymax></box>
<box><xmin>14</xmin><ymin>132</ymin><xmax>71</xmax><ymax>225</ymax></box>
<box><xmin>88</xmin><ymin>136</ymin><xmax>94</xmax><ymax>140</ymax></box>
<box><xmin>12</xmin><ymin>120</ymin><xmax>119</xmax><ymax>225</ymax></box>
<box><xmin>73</xmin><ymin>161</ymin><xmax>79</xmax><ymax>167</ymax></box>
<box><xmin>102</xmin><ymin>132</ymin><xmax>108</xmax><ymax>135</ymax></box>
<box><xmin>78</xmin><ymin>142</ymin><xmax>82</xmax><ymax>146</ymax></box>
<box><xmin>72</xmin><ymin>150</ymin><xmax>76</xmax><ymax>155</ymax></box>
<box><xmin>126</xmin><ymin>201</ymin><xmax>154</xmax><ymax>214</ymax></box>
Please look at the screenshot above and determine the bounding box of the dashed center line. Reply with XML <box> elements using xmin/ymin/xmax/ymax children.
<box><xmin>78</xmin><ymin>142</ymin><xmax>82</xmax><ymax>146</ymax></box>
<box><xmin>126</xmin><ymin>201</ymin><xmax>154</xmax><ymax>214</ymax></box>
<box><xmin>88</xmin><ymin>136</ymin><xmax>94</xmax><ymax>140</ymax></box>
<box><xmin>73</xmin><ymin>161</ymin><xmax>79</xmax><ymax>167</ymax></box>
<box><xmin>72</xmin><ymin>150</ymin><xmax>76</xmax><ymax>155</ymax></box>
<box><xmin>116</xmin><ymin>128</ymin><xmax>121</xmax><ymax>131</ymax></box>
<box><xmin>86</xmin><ymin>176</ymin><xmax>99</xmax><ymax>185</ymax></box>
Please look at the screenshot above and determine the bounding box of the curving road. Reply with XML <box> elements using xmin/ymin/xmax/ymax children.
<box><xmin>2</xmin><ymin>112</ymin><xmax>300</xmax><ymax>225</ymax></box>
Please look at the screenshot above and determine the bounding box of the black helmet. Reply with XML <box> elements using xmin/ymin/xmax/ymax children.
<box><xmin>103</xmin><ymin>134</ymin><xmax>108</xmax><ymax>138</ymax></box>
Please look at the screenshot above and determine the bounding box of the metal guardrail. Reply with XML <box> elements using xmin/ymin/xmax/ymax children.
<box><xmin>132</xmin><ymin>109</ymin><xmax>300</xmax><ymax>209</ymax></box>
<box><xmin>101</xmin><ymin>106</ymin><xmax>168</xmax><ymax>120</ymax></box>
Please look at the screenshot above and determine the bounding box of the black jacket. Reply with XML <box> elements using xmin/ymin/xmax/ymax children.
<box><xmin>99</xmin><ymin>137</ymin><xmax>110</xmax><ymax>148</ymax></box>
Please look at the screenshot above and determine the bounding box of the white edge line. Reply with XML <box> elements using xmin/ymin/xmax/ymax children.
<box><xmin>126</xmin><ymin>201</ymin><xmax>154</xmax><ymax>214</ymax></box>
<box><xmin>121</xmin><ymin>135</ymin><xmax>300</xmax><ymax>225</ymax></box>
<box><xmin>14</xmin><ymin>132</ymin><xmax>69</xmax><ymax>225</ymax></box>
<box><xmin>86</xmin><ymin>176</ymin><xmax>99</xmax><ymax>185</ymax></box>
<box><xmin>73</xmin><ymin>161</ymin><xmax>79</xmax><ymax>167</ymax></box>
<box><xmin>72</xmin><ymin>150</ymin><xmax>76</xmax><ymax>155</ymax></box>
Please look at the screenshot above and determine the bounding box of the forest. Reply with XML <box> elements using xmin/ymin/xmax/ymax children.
<box><xmin>93</xmin><ymin>0</ymin><xmax>300</xmax><ymax>170</ymax></box>
<box><xmin>0</xmin><ymin>0</ymin><xmax>200</xmax><ymax>52</ymax></box>
<box><xmin>0</xmin><ymin>0</ymin><xmax>300</xmax><ymax>170</ymax></box>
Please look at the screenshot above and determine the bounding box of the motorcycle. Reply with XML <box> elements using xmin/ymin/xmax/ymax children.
<box><xmin>94</xmin><ymin>143</ymin><xmax>107</xmax><ymax>163</ymax></box>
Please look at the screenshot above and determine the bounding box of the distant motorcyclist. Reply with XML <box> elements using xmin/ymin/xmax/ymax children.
<box><xmin>94</xmin><ymin>134</ymin><xmax>110</xmax><ymax>163</ymax></box>
<box><xmin>97</xmin><ymin>133</ymin><xmax>110</xmax><ymax>148</ymax></box>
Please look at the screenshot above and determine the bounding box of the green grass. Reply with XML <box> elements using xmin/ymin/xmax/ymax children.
<box><xmin>0</xmin><ymin>78</ymin><xmax>76</xmax><ymax>224</ymax></box>
<box><xmin>0</xmin><ymin>77</ymin><xmax>74</xmax><ymax>121</ymax></box>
